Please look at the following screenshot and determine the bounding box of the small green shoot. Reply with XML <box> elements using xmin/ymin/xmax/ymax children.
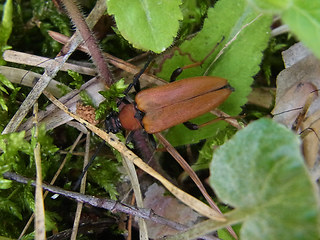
<box><xmin>68</xmin><ymin>69</ymin><xmax>84</xmax><ymax>90</ymax></box>
<box><xmin>95</xmin><ymin>79</ymin><xmax>128</xmax><ymax>120</ymax></box>
<box><xmin>0</xmin><ymin>73</ymin><xmax>15</xmax><ymax>111</ymax></box>
<box><xmin>79</xmin><ymin>91</ymin><xmax>94</xmax><ymax>107</ymax></box>
<box><xmin>88</xmin><ymin>156</ymin><xmax>121</xmax><ymax>200</ymax></box>
<box><xmin>192</xmin><ymin>126</ymin><xmax>237</xmax><ymax>172</ymax></box>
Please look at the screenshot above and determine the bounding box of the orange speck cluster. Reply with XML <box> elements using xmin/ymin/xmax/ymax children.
<box><xmin>76</xmin><ymin>102</ymin><xmax>99</xmax><ymax>125</ymax></box>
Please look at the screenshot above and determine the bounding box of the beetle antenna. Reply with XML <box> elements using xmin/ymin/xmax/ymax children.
<box><xmin>72</xmin><ymin>141</ymin><xmax>105</xmax><ymax>191</ymax></box>
<box><xmin>170</xmin><ymin>37</ymin><xmax>225</xmax><ymax>82</ymax></box>
<box><xmin>123</xmin><ymin>54</ymin><xmax>154</xmax><ymax>96</ymax></box>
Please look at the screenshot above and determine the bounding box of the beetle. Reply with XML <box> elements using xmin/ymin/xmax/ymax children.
<box><xmin>105</xmin><ymin>54</ymin><xmax>233</xmax><ymax>134</ymax></box>
<box><xmin>74</xmin><ymin>41</ymin><xmax>232</xmax><ymax>190</ymax></box>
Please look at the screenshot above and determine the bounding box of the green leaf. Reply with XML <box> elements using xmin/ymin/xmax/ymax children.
<box><xmin>36</xmin><ymin>124</ymin><xmax>59</xmax><ymax>155</ymax></box>
<box><xmin>0</xmin><ymin>0</ymin><xmax>13</xmax><ymax>50</ymax></box>
<box><xmin>210</xmin><ymin>118</ymin><xmax>319</xmax><ymax>239</ymax></box>
<box><xmin>0</xmin><ymin>197</ymin><xmax>22</xmax><ymax>220</ymax></box>
<box><xmin>0</xmin><ymin>178</ymin><xmax>11</xmax><ymax>189</ymax></box>
<box><xmin>248</xmin><ymin>0</ymin><xmax>320</xmax><ymax>59</ymax></box>
<box><xmin>159</xmin><ymin>0</ymin><xmax>271</xmax><ymax>146</ymax></box>
<box><xmin>107</xmin><ymin>0</ymin><xmax>183</xmax><ymax>53</ymax></box>
<box><xmin>0</xmin><ymin>74</ymin><xmax>14</xmax><ymax>91</ymax></box>
<box><xmin>0</xmin><ymin>131</ymin><xmax>31</xmax><ymax>159</ymax></box>
<box><xmin>0</xmin><ymin>0</ymin><xmax>13</xmax><ymax>66</ymax></box>
<box><xmin>0</xmin><ymin>73</ymin><xmax>16</xmax><ymax>111</ymax></box>
<box><xmin>23</xmin><ymin>186</ymin><xmax>35</xmax><ymax>212</ymax></box>
<box><xmin>0</xmin><ymin>85</ymin><xmax>8</xmax><ymax>95</ymax></box>
<box><xmin>44</xmin><ymin>211</ymin><xmax>60</xmax><ymax>232</ymax></box>
<box><xmin>178</xmin><ymin>0</ymin><xmax>211</xmax><ymax>40</ymax></box>
<box><xmin>20</xmin><ymin>232</ymin><xmax>35</xmax><ymax>240</ymax></box>
<box><xmin>282</xmin><ymin>0</ymin><xmax>320</xmax><ymax>59</ymax></box>
<box><xmin>218</xmin><ymin>224</ymin><xmax>241</xmax><ymax>240</ymax></box>
<box><xmin>31</xmin><ymin>0</ymin><xmax>70</xmax><ymax>56</ymax></box>
<box><xmin>96</xmin><ymin>79</ymin><xmax>128</xmax><ymax>120</ymax></box>
<box><xmin>0</xmin><ymin>97</ymin><xmax>7</xmax><ymax>111</ymax></box>
<box><xmin>68</xmin><ymin>70</ymin><xmax>84</xmax><ymax>89</ymax></box>
<box><xmin>79</xmin><ymin>90</ymin><xmax>94</xmax><ymax>107</ymax></box>
<box><xmin>247</xmin><ymin>0</ymin><xmax>291</xmax><ymax>11</ymax></box>
<box><xmin>191</xmin><ymin>126</ymin><xmax>236</xmax><ymax>172</ymax></box>
<box><xmin>88</xmin><ymin>157</ymin><xmax>121</xmax><ymax>200</ymax></box>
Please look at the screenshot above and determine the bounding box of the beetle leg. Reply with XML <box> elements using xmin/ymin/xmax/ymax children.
<box><xmin>134</xmin><ymin>105</ymin><xmax>145</xmax><ymax>122</ymax></box>
<box><xmin>123</xmin><ymin>54</ymin><xmax>154</xmax><ymax>95</ymax></box>
<box><xmin>148</xmin><ymin>133</ymin><xmax>157</xmax><ymax>149</ymax></box>
<box><xmin>73</xmin><ymin>141</ymin><xmax>105</xmax><ymax>191</ymax></box>
<box><xmin>170</xmin><ymin>37</ymin><xmax>225</xmax><ymax>82</ymax></box>
<box><xmin>183</xmin><ymin>121</ymin><xmax>199</xmax><ymax>130</ymax></box>
<box><xmin>105</xmin><ymin>111</ymin><xmax>122</xmax><ymax>133</ymax></box>
<box><xmin>170</xmin><ymin>68</ymin><xmax>183</xmax><ymax>82</ymax></box>
<box><xmin>125</xmin><ymin>131</ymin><xmax>135</xmax><ymax>145</ymax></box>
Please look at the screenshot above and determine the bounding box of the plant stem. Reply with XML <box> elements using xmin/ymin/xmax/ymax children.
<box><xmin>60</xmin><ymin>0</ymin><xmax>112</xmax><ymax>87</ymax></box>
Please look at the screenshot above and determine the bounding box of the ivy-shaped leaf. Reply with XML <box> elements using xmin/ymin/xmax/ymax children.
<box><xmin>209</xmin><ymin>118</ymin><xmax>319</xmax><ymax>239</ymax></box>
<box><xmin>107</xmin><ymin>0</ymin><xmax>183</xmax><ymax>53</ymax></box>
<box><xmin>159</xmin><ymin>0</ymin><xmax>272</xmax><ymax>146</ymax></box>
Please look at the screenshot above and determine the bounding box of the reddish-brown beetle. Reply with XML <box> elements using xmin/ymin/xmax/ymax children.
<box><xmin>115</xmin><ymin>76</ymin><xmax>232</xmax><ymax>134</ymax></box>
<box><xmin>74</xmin><ymin>41</ymin><xmax>232</xmax><ymax>190</ymax></box>
<box><xmin>106</xmin><ymin>44</ymin><xmax>233</xmax><ymax>134</ymax></box>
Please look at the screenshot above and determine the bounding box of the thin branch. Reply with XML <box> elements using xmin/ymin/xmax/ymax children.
<box><xmin>48</xmin><ymin>31</ymin><xmax>167</xmax><ymax>87</ymax></box>
<box><xmin>47</xmin><ymin>220</ymin><xmax>115</xmax><ymax>240</ymax></box>
<box><xmin>33</xmin><ymin>103</ymin><xmax>46</xmax><ymax>240</ymax></box>
<box><xmin>2</xmin><ymin>30</ymin><xmax>80</xmax><ymax>134</ymax></box>
<box><xmin>18</xmin><ymin>76</ymin><xmax>104</xmax><ymax>139</ymax></box>
<box><xmin>155</xmin><ymin>133</ymin><xmax>237</xmax><ymax>239</ymax></box>
<box><xmin>3</xmin><ymin>50</ymin><xmax>96</xmax><ymax>76</ymax></box>
<box><xmin>3</xmin><ymin>171</ymin><xmax>187</xmax><ymax>232</ymax></box>
<box><xmin>2</xmin><ymin>0</ymin><xmax>107</xmax><ymax>135</ymax></box>
<box><xmin>0</xmin><ymin>65</ymin><xmax>71</xmax><ymax>98</ymax></box>
<box><xmin>71</xmin><ymin>133</ymin><xmax>90</xmax><ymax>240</ymax></box>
